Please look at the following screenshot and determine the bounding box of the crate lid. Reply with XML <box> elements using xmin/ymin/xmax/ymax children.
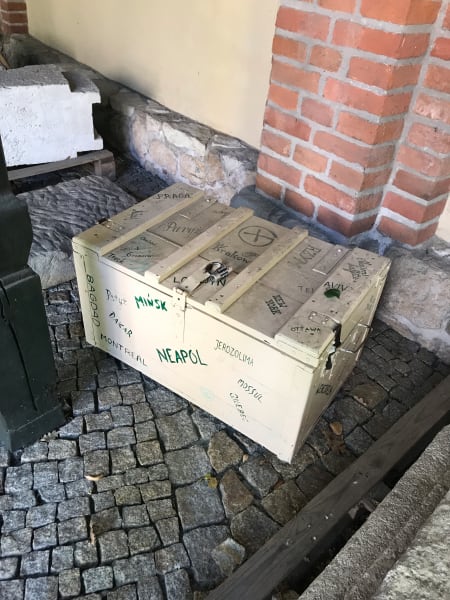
<box><xmin>73</xmin><ymin>183</ymin><xmax>390</xmax><ymax>362</ymax></box>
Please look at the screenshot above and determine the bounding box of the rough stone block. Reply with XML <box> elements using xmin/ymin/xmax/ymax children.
<box><xmin>0</xmin><ymin>65</ymin><xmax>102</xmax><ymax>166</ymax></box>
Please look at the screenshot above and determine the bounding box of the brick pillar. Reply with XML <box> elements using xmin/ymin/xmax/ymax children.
<box><xmin>0</xmin><ymin>0</ymin><xmax>28</xmax><ymax>34</ymax></box>
<box><xmin>379</xmin><ymin>2</ymin><xmax>450</xmax><ymax>245</ymax></box>
<box><xmin>257</xmin><ymin>0</ymin><xmax>448</xmax><ymax>245</ymax></box>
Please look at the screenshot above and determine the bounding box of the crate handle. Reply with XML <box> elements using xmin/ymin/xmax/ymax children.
<box><xmin>340</xmin><ymin>323</ymin><xmax>371</xmax><ymax>354</ymax></box>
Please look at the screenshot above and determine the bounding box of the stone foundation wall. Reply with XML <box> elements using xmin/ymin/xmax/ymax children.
<box><xmin>1</xmin><ymin>34</ymin><xmax>258</xmax><ymax>204</ymax></box>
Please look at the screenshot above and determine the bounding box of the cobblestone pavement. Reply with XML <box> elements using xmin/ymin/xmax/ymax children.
<box><xmin>2</xmin><ymin>159</ymin><xmax>450</xmax><ymax>599</ymax></box>
<box><xmin>0</xmin><ymin>281</ymin><xmax>448</xmax><ymax>600</ymax></box>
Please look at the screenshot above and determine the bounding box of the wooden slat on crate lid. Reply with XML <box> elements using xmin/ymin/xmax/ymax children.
<box><xmin>205</xmin><ymin>226</ymin><xmax>308</xmax><ymax>313</ymax></box>
<box><xmin>73</xmin><ymin>183</ymin><xmax>204</xmax><ymax>255</ymax></box>
<box><xmin>145</xmin><ymin>207</ymin><xmax>254</xmax><ymax>283</ymax></box>
<box><xmin>275</xmin><ymin>247</ymin><xmax>390</xmax><ymax>358</ymax></box>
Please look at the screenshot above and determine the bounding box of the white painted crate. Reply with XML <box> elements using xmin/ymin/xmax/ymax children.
<box><xmin>72</xmin><ymin>183</ymin><xmax>390</xmax><ymax>462</ymax></box>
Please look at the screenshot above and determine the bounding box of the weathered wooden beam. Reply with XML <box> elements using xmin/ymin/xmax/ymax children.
<box><xmin>208</xmin><ymin>375</ymin><xmax>450</xmax><ymax>600</ymax></box>
<box><xmin>7</xmin><ymin>149</ymin><xmax>115</xmax><ymax>181</ymax></box>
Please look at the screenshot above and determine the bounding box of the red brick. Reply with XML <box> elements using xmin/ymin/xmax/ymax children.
<box><xmin>310</xmin><ymin>45</ymin><xmax>342</xmax><ymax>72</ymax></box>
<box><xmin>333</xmin><ymin>21</ymin><xmax>429</xmax><ymax>59</ymax></box>
<box><xmin>360</xmin><ymin>0</ymin><xmax>441</xmax><ymax>25</ymax></box>
<box><xmin>1</xmin><ymin>9</ymin><xmax>26</xmax><ymax>22</ymax></box>
<box><xmin>276</xmin><ymin>7</ymin><xmax>330</xmax><ymax>41</ymax></box>
<box><xmin>330</xmin><ymin>162</ymin><xmax>391</xmax><ymax>191</ymax></box>
<box><xmin>414</xmin><ymin>93</ymin><xmax>450</xmax><ymax>125</ymax></box>
<box><xmin>397</xmin><ymin>145</ymin><xmax>450</xmax><ymax>177</ymax></box>
<box><xmin>348</xmin><ymin>58</ymin><xmax>420</xmax><ymax>90</ymax></box>
<box><xmin>301</xmin><ymin>98</ymin><xmax>334</xmax><ymax>127</ymax></box>
<box><xmin>317</xmin><ymin>207</ymin><xmax>376</xmax><ymax>236</ymax></box>
<box><xmin>383</xmin><ymin>92</ymin><xmax>413</xmax><ymax>116</ymax></box>
<box><xmin>293</xmin><ymin>145</ymin><xmax>328</xmax><ymax>172</ymax></box>
<box><xmin>272</xmin><ymin>60</ymin><xmax>320</xmax><ymax>94</ymax></box>
<box><xmin>272</xmin><ymin>36</ymin><xmax>308</xmax><ymax>63</ymax></box>
<box><xmin>1</xmin><ymin>21</ymin><xmax>27</xmax><ymax>33</ymax></box>
<box><xmin>431</xmin><ymin>36</ymin><xmax>450</xmax><ymax>60</ymax></box>
<box><xmin>377</xmin><ymin>216</ymin><xmax>438</xmax><ymax>245</ymax></box>
<box><xmin>444</xmin><ymin>4</ymin><xmax>450</xmax><ymax>29</ymax></box>
<box><xmin>314</xmin><ymin>130</ymin><xmax>395</xmax><ymax>167</ymax></box>
<box><xmin>325</xmin><ymin>79</ymin><xmax>412</xmax><ymax>117</ymax></box>
<box><xmin>394</xmin><ymin>169</ymin><xmax>450</xmax><ymax>200</ymax></box>
<box><xmin>425</xmin><ymin>65</ymin><xmax>450</xmax><ymax>94</ymax></box>
<box><xmin>408</xmin><ymin>123</ymin><xmax>450</xmax><ymax>154</ymax></box>
<box><xmin>284</xmin><ymin>189</ymin><xmax>315</xmax><ymax>217</ymax></box>
<box><xmin>258</xmin><ymin>153</ymin><xmax>302</xmax><ymax>188</ymax></box>
<box><xmin>0</xmin><ymin>1</ymin><xmax>26</xmax><ymax>9</ymax></box>
<box><xmin>382</xmin><ymin>192</ymin><xmax>447</xmax><ymax>223</ymax></box>
<box><xmin>255</xmin><ymin>173</ymin><xmax>283</xmax><ymax>200</ymax></box>
<box><xmin>337</xmin><ymin>112</ymin><xmax>404</xmax><ymax>144</ymax></box>
<box><xmin>268</xmin><ymin>83</ymin><xmax>299</xmax><ymax>111</ymax></box>
<box><xmin>318</xmin><ymin>0</ymin><xmax>356</xmax><ymax>12</ymax></box>
<box><xmin>304</xmin><ymin>175</ymin><xmax>382</xmax><ymax>214</ymax></box>
<box><xmin>265</xmin><ymin>106</ymin><xmax>312</xmax><ymax>141</ymax></box>
<box><xmin>261</xmin><ymin>130</ymin><xmax>292</xmax><ymax>157</ymax></box>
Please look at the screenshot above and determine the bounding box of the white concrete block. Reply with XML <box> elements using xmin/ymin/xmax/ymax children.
<box><xmin>0</xmin><ymin>65</ymin><xmax>103</xmax><ymax>166</ymax></box>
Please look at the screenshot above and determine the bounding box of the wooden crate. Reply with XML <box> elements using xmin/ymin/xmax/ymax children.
<box><xmin>72</xmin><ymin>183</ymin><xmax>390</xmax><ymax>462</ymax></box>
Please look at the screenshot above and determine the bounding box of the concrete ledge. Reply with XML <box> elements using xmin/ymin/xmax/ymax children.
<box><xmin>1</xmin><ymin>34</ymin><xmax>258</xmax><ymax>204</ymax></box>
<box><xmin>298</xmin><ymin>425</ymin><xmax>450</xmax><ymax>600</ymax></box>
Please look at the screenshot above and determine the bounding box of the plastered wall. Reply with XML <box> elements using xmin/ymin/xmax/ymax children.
<box><xmin>26</xmin><ymin>0</ymin><xmax>278</xmax><ymax>148</ymax></box>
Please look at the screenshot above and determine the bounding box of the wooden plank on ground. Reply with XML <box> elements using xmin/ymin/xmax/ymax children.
<box><xmin>7</xmin><ymin>149</ymin><xmax>115</xmax><ymax>181</ymax></box>
<box><xmin>207</xmin><ymin>375</ymin><xmax>450</xmax><ymax>600</ymax></box>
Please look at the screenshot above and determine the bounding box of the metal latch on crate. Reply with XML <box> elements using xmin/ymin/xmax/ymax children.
<box><xmin>174</xmin><ymin>260</ymin><xmax>232</xmax><ymax>297</ymax></box>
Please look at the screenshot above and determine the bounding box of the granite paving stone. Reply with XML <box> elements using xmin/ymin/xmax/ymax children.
<box><xmin>59</xmin><ymin>568</ymin><xmax>81</xmax><ymax>598</ymax></box>
<box><xmin>0</xmin><ymin>579</ymin><xmax>24</xmax><ymax>600</ymax></box>
<box><xmin>90</xmin><ymin>507</ymin><xmax>122</xmax><ymax>536</ymax></box>
<box><xmin>183</xmin><ymin>525</ymin><xmax>229</xmax><ymax>586</ymax></box>
<box><xmin>65</xmin><ymin>478</ymin><xmax>94</xmax><ymax>498</ymax></box>
<box><xmin>296</xmin><ymin>463</ymin><xmax>334</xmax><ymax>500</ymax></box>
<box><xmin>20</xmin><ymin>549</ymin><xmax>50</xmax><ymax>576</ymax></box>
<box><xmin>83</xmin><ymin>566</ymin><xmax>114</xmax><ymax>593</ymax></box>
<box><xmin>79</xmin><ymin>431</ymin><xmax>106</xmax><ymax>453</ymax></box>
<box><xmin>191</xmin><ymin>408</ymin><xmax>225</xmax><ymax>439</ymax></box>
<box><xmin>176</xmin><ymin>480</ymin><xmax>225</xmax><ymax>531</ymax></box>
<box><xmin>145</xmin><ymin>388</ymin><xmax>188</xmax><ymax>416</ymax></box>
<box><xmin>239</xmin><ymin>455</ymin><xmax>279</xmax><ymax>497</ymax></box>
<box><xmin>57</xmin><ymin>497</ymin><xmax>91</xmax><ymax>521</ymax></box>
<box><xmin>99</xmin><ymin>530</ymin><xmax>129</xmax><ymax>563</ymax></box>
<box><xmin>230</xmin><ymin>506</ymin><xmax>280</xmax><ymax>555</ymax></box>
<box><xmin>146</xmin><ymin>463</ymin><xmax>169</xmax><ymax>481</ymax></box>
<box><xmin>270</xmin><ymin>443</ymin><xmax>317</xmax><ymax>480</ymax></box>
<box><xmin>24</xmin><ymin>576</ymin><xmax>58</xmax><ymax>600</ymax></box>
<box><xmin>135</xmin><ymin>420</ymin><xmax>158</xmax><ymax>442</ymax></box>
<box><xmin>58</xmin><ymin>457</ymin><xmax>84</xmax><ymax>482</ymax></box>
<box><xmin>219</xmin><ymin>470</ymin><xmax>253</xmax><ymax>517</ymax></box>
<box><xmin>120</xmin><ymin>383</ymin><xmax>146</xmax><ymax>405</ymax></box>
<box><xmin>83</xmin><ymin>449</ymin><xmax>110</xmax><ymax>477</ymax></box>
<box><xmin>33</xmin><ymin>462</ymin><xmax>59</xmax><ymax>488</ymax></box>
<box><xmin>0</xmin><ymin>557</ymin><xmax>18</xmax><ymax>579</ymax></box>
<box><xmin>155</xmin><ymin>517</ymin><xmax>180</xmax><ymax>546</ymax></box>
<box><xmin>5</xmin><ymin>464</ymin><xmax>33</xmax><ymax>493</ymax></box>
<box><xmin>111</xmin><ymin>405</ymin><xmax>134</xmax><ymax>427</ymax></box>
<box><xmin>140</xmin><ymin>480</ymin><xmax>172</xmax><ymax>502</ymax></box>
<box><xmin>164</xmin><ymin>569</ymin><xmax>192</xmax><ymax>600</ymax></box>
<box><xmin>135</xmin><ymin>440</ymin><xmax>164</xmax><ymax>466</ymax></box>
<box><xmin>114</xmin><ymin>486</ymin><xmax>142</xmax><ymax>506</ymax></box>
<box><xmin>345</xmin><ymin>426</ymin><xmax>375</xmax><ymax>456</ymax></box>
<box><xmin>128</xmin><ymin>525</ymin><xmax>160</xmax><ymax>555</ymax></box>
<box><xmin>136</xmin><ymin>576</ymin><xmax>164</xmax><ymax>600</ymax></box>
<box><xmin>210</xmin><ymin>537</ymin><xmax>246</xmax><ymax>577</ymax></box>
<box><xmin>85</xmin><ymin>412</ymin><xmax>114</xmax><ymax>432</ymax></box>
<box><xmin>92</xmin><ymin>491</ymin><xmax>116</xmax><ymax>512</ymax></box>
<box><xmin>51</xmin><ymin>546</ymin><xmax>74</xmax><ymax>572</ymax></box>
<box><xmin>33</xmin><ymin>523</ymin><xmax>58</xmax><ymax>550</ymax></box>
<box><xmin>58</xmin><ymin>416</ymin><xmax>84</xmax><ymax>439</ymax></box>
<box><xmin>37</xmin><ymin>483</ymin><xmax>66</xmax><ymax>503</ymax></box>
<box><xmin>96</xmin><ymin>474</ymin><xmax>125</xmax><ymax>492</ymax></box>
<box><xmin>48</xmin><ymin>439</ymin><xmax>78</xmax><ymax>460</ymax></box>
<box><xmin>98</xmin><ymin>372</ymin><xmax>118</xmax><ymax>387</ymax></box>
<box><xmin>1</xmin><ymin>527</ymin><xmax>33</xmax><ymax>556</ymax></box>
<box><xmin>20</xmin><ymin>441</ymin><xmax>48</xmax><ymax>463</ymax></box>
<box><xmin>207</xmin><ymin>431</ymin><xmax>243</xmax><ymax>472</ymax></box>
<box><xmin>107</xmin><ymin>427</ymin><xmax>136</xmax><ymax>448</ymax></box>
<box><xmin>74</xmin><ymin>540</ymin><xmax>98</xmax><ymax>568</ymax></box>
<box><xmin>71</xmin><ymin>391</ymin><xmax>95</xmax><ymax>417</ymax></box>
<box><xmin>164</xmin><ymin>446</ymin><xmax>211</xmax><ymax>485</ymax></box>
<box><xmin>122</xmin><ymin>505</ymin><xmax>150</xmax><ymax>528</ymax></box>
<box><xmin>261</xmin><ymin>480</ymin><xmax>308</xmax><ymax>525</ymax></box>
<box><xmin>98</xmin><ymin>387</ymin><xmax>123</xmax><ymax>411</ymax></box>
<box><xmin>155</xmin><ymin>542</ymin><xmax>190</xmax><ymax>574</ymax></box>
<box><xmin>58</xmin><ymin>517</ymin><xmax>88</xmax><ymax>545</ymax></box>
<box><xmin>132</xmin><ymin>403</ymin><xmax>154</xmax><ymax>423</ymax></box>
<box><xmin>112</xmin><ymin>553</ymin><xmax>156</xmax><ymax>586</ymax></box>
<box><xmin>146</xmin><ymin>499</ymin><xmax>176</xmax><ymax>521</ymax></box>
<box><xmin>117</xmin><ymin>370</ymin><xmax>142</xmax><ymax>386</ymax></box>
<box><xmin>156</xmin><ymin>410</ymin><xmax>199</xmax><ymax>450</ymax></box>
<box><xmin>124</xmin><ymin>467</ymin><xmax>149</xmax><ymax>486</ymax></box>
<box><xmin>107</xmin><ymin>583</ymin><xmax>138</xmax><ymax>600</ymax></box>
<box><xmin>0</xmin><ymin>447</ymin><xmax>10</xmax><ymax>467</ymax></box>
<box><xmin>1</xmin><ymin>510</ymin><xmax>25</xmax><ymax>533</ymax></box>
<box><xmin>111</xmin><ymin>447</ymin><xmax>137</xmax><ymax>473</ymax></box>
